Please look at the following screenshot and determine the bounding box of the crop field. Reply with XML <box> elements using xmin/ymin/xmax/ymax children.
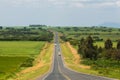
<box><xmin>0</xmin><ymin>41</ymin><xmax>45</xmax><ymax>80</ymax></box>
<box><xmin>0</xmin><ymin>56</ymin><xmax>28</xmax><ymax>79</ymax></box>
<box><xmin>94</xmin><ymin>41</ymin><xmax>117</xmax><ymax>48</ymax></box>
<box><xmin>0</xmin><ymin>41</ymin><xmax>45</xmax><ymax>56</ymax></box>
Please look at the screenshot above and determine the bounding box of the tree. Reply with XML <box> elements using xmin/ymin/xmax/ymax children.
<box><xmin>117</xmin><ymin>40</ymin><xmax>120</xmax><ymax>49</ymax></box>
<box><xmin>79</xmin><ymin>37</ymin><xmax>85</xmax><ymax>45</ymax></box>
<box><xmin>86</xmin><ymin>36</ymin><xmax>94</xmax><ymax>48</ymax></box>
<box><xmin>78</xmin><ymin>36</ymin><xmax>98</xmax><ymax>60</ymax></box>
<box><xmin>78</xmin><ymin>38</ymin><xmax>85</xmax><ymax>55</ymax></box>
<box><xmin>98</xmin><ymin>46</ymin><xmax>103</xmax><ymax>53</ymax></box>
<box><xmin>105</xmin><ymin>39</ymin><xmax>113</xmax><ymax>49</ymax></box>
<box><xmin>0</xmin><ymin>26</ymin><xmax>3</xmax><ymax>29</ymax></box>
<box><xmin>73</xmin><ymin>27</ymin><xmax>79</xmax><ymax>32</ymax></box>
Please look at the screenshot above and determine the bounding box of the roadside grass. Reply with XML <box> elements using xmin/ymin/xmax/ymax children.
<box><xmin>67</xmin><ymin>64</ymin><xmax>98</xmax><ymax>75</ymax></box>
<box><xmin>61</xmin><ymin>43</ymin><xmax>74</xmax><ymax>64</ymax></box>
<box><xmin>61</xmin><ymin>42</ymin><xmax>96</xmax><ymax>74</ymax></box>
<box><xmin>16</xmin><ymin>65</ymin><xmax>50</xmax><ymax>80</ymax></box>
<box><xmin>15</xmin><ymin>43</ymin><xmax>54</xmax><ymax>80</ymax></box>
<box><xmin>61</xmin><ymin>42</ymin><xmax>120</xmax><ymax>79</ymax></box>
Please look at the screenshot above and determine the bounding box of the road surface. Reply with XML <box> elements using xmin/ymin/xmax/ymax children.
<box><xmin>37</xmin><ymin>33</ymin><xmax>114</xmax><ymax>80</ymax></box>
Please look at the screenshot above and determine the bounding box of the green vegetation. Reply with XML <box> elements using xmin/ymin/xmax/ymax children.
<box><xmin>52</xmin><ymin>26</ymin><xmax>120</xmax><ymax>42</ymax></box>
<box><xmin>0</xmin><ymin>41</ymin><xmax>45</xmax><ymax>80</ymax></box>
<box><xmin>77</xmin><ymin>36</ymin><xmax>120</xmax><ymax>79</ymax></box>
<box><xmin>82</xmin><ymin>59</ymin><xmax>120</xmax><ymax>79</ymax></box>
<box><xmin>0</xmin><ymin>25</ymin><xmax>54</xmax><ymax>80</ymax></box>
<box><xmin>94</xmin><ymin>41</ymin><xmax>117</xmax><ymax>48</ymax></box>
<box><xmin>0</xmin><ymin>41</ymin><xmax>45</xmax><ymax>56</ymax></box>
<box><xmin>0</xmin><ymin>56</ymin><xmax>28</xmax><ymax>79</ymax></box>
<box><xmin>0</xmin><ymin>26</ymin><xmax>53</xmax><ymax>42</ymax></box>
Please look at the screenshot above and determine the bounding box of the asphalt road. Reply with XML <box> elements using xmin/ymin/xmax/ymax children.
<box><xmin>37</xmin><ymin>33</ymin><xmax>114</xmax><ymax>80</ymax></box>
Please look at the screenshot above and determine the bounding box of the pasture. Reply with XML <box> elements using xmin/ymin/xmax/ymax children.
<box><xmin>0</xmin><ymin>41</ymin><xmax>45</xmax><ymax>79</ymax></box>
<box><xmin>0</xmin><ymin>41</ymin><xmax>45</xmax><ymax>56</ymax></box>
<box><xmin>94</xmin><ymin>41</ymin><xmax>117</xmax><ymax>48</ymax></box>
<box><xmin>0</xmin><ymin>56</ymin><xmax>28</xmax><ymax>79</ymax></box>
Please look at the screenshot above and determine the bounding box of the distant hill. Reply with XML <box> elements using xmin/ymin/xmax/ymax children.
<box><xmin>99</xmin><ymin>22</ymin><xmax>120</xmax><ymax>28</ymax></box>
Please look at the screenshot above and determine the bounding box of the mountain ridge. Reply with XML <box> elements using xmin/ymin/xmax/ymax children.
<box><xmin>99</xmin><ymin>22</ymin><xmax>120</xmax><ymax>28</ymax></box>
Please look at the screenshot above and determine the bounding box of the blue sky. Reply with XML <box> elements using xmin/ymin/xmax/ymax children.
<box><xmin>0</xmin><ymin>0</ymin><xmax>120</xmax><ymax>26</ymax></box>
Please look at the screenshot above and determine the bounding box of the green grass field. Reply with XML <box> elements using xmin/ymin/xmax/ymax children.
<box><xmin>94</xmin><ymin>41</ymin><xmax>117</xmax><ymax>48</ymax></box>
<box><xmin>0</xmin><ymin>56</ymin><xmax>28</xmax><ymax>79</ymax></box>
<box><xmin>0</xmin><ymin>41</ymin><xmax>45</xmax><ymax>80</ymax></box>
<box><xmin>0</xmin><ymin>41</ymin><xmax>45</xmax><ymax>56</ymax></box>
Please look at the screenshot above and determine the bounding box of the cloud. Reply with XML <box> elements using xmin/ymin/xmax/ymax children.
<box><xmin>116</xmin><ymin>0</ymin><xmax>120</xmax><ymax>7</ymax></box>
<box><xmin>93</xmin><ymin>2</ymin><xmax>115</xmax><ymax>7</ymax></box>
<box><xmin>77</xmin><ymin>0</ymin><xmax>120</xmax><ymax>8</ymax></box>
<box><xmin>70</xmin><ymin>2</ymin><xmax>85</xmax><ymax>8</ymax></box>
<box><xmin>0</xmin><ymin>0</ymin><xmax>120</xmax><ymax>8</ymax></box>
<box><xmin>11</xmin><ymin>0</ymin><xmax>41</xmax><ymax>8</ymax></box>
<box><xmin>50</xmin><ymin>1</ymin><xmax>66</xmax><ymax>6</ymax></box>
<box><xmin>97</xmin><ymin>0</ymin><xmax>120</xmax><ymax>7</ymax></box>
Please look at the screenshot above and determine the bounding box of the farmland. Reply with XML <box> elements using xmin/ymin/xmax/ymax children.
<box><xmin>0</xmin><ymin>56</ymin><xmax>28</xmax><ymax>79</ymax></box>
<box><xmin>0</xmin><ymin>41</ymin><xmax>45</xmax><ymax>79</ymax></box>
<box><xmin>53</xmin><ymin>27</ymin><xmax>119</xmax><ymax>40</ymax></box>
<box><xmin>94</xmin><ymin>41</ymin><xmax>117</xmax><ymax>48</ymax></box>
<box><xmin>0</xmin><ymin>41</ymin><xmax>45</xmax><ymax>56</ymax></box>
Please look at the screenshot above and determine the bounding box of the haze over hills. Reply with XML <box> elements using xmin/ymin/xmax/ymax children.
<box><xmin>99</xmin><ymin>22</ymin><xmax>120</xmax><ymax>28</ymax></box>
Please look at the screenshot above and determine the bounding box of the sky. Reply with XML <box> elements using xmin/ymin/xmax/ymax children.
<box><xmin>0</xmin><ymin>0</ymin><xmax>120</xmax><ymax>26</ymax></box>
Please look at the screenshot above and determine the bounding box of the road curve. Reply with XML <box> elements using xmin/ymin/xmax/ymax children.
<box><xmin>36</xmin><ymin>33</ymin><xmax>114</xmax><ymax>80</ymax></box>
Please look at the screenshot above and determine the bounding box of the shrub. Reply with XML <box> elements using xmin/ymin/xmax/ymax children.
<box><xmin>20</xmin><ymin>58</ymin><xmax>34</xmax><ymax>67</ymax></box>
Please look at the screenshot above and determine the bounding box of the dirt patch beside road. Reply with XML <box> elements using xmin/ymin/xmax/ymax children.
<box><xmin>66</xmin><ymin>42</ymin><xmax>90</xmax><ymax>69</ymax></box>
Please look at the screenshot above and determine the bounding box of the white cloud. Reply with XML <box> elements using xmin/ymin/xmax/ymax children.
<box><xmin>0</xmin><ymin>0</ymin><xmax>120</xmax><ymax>8</ymax></box>
<box><xmin>116</xmin><ymin>0</ymin><xmax>120</xmax><ymax>7</ymax></box>
<box><xmin>47</xmin><ymin>0</ymin><xmax>120</xmax><ymax>8</ymax></box>
<box><xmin>97</xmin><ymin>0</ymin><xmax>120</xmax><ymax>7</ymax></box>
<box><xmin>70</xmin><ymin>2</ymin><xmax>85</xmax><ymax>8</ymax></box>
<box><xmin>12</xmin><ymin>0</ymin><xmax>38</xmax><ymax>5</ymax></box>
<box><xmin>95</xmin><ymin>2</ymin><xmax>115</xmax><ymax>7</ymax></box>
<box><xmin>53</xmin><ymin>2</ymin><xmax>66</xmax><ymax>5</ymax></box>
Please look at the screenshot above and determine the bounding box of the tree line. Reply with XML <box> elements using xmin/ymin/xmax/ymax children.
<box><xmin>0</xmin><ymin>27</ymin><xmax>53</xmax><ymax>42</ymax></box>
<box><xmin>78</xmin><ymin>36</ymin><xmax>120</xmax><ymax>61</ymax></box>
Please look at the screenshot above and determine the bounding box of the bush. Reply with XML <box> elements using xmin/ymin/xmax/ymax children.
<box><xmin>20</xmin><ymin>58</ymin><xmax>34</xmax><ymax>67</ymax></box>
